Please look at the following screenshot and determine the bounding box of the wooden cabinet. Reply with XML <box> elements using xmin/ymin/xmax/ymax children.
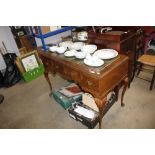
<box><xmin>87</xmin><ymin>26</ymin><xmax>143</xmax><ymax>83</ymax></box>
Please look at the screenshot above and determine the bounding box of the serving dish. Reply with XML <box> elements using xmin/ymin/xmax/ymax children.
<box><xmin>94</xmin><ymin>49</ymin><xmax>118</xmax><ymax>59</ymax></box>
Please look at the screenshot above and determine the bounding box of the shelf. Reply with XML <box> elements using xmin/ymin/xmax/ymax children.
<box><xmin>31</xmin><ymin>26</ymin><xmax>77</xmax><ymax>51</ymax></box>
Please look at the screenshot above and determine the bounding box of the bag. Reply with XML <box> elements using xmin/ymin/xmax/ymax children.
<box><xmin>0</xmin><ymin>71</ymin><xmax>4</xmax><ymax>88</ymax></box>
<box><xmin>2</xmin><ymin>53</ymin><xmax>21</xmax><ymax>87</ymax></box>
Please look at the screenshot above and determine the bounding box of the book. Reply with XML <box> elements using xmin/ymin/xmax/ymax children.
<box><xmin>59</xmin><ymin>83</ymin><xmax>83</xmax><ymax>97</ymax></box>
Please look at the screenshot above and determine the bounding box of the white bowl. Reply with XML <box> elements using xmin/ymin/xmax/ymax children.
<box><xmin>56</xmin><ymin>47</ymin><xmax>67</xmax><ymax>54</ymax></box>
<box><xmin>68</xmin><ymin>42</ymin><xmax>85</xmax><ymax>50</ymax></box>
<box><xmin>81</xmin><ymin>45</ymin><xmax>97</xmax><ymax>54</ymax></box>
<box><xmin>49</xmin><ymin>46</ymin><xmax>58</xmax><ymax>52</ymax></box>
<box><xmin>59</xmin><ymin>41</ymin><xmax>73</xmax><ymax>48</ymax></box>
<box><xmin>75</xmin><ymin>52</ymin><xmax>86</xmax><ymax>59</ymax></box>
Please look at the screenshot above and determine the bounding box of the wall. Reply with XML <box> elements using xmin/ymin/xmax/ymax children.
<box><xmin>0</xmin><ymin>26</ymin><xmax>19</xmax><ymax>71</ymax></box>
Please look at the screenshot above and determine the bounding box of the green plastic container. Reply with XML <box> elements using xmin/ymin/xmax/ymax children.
<box><xmin>52</xmin><ymin>90</ymin><xmax>82</xmax><ymax>110</ymax></box>
<box><xmin>22</xmin><ymin>64</ymin><xmax>44</xmax><ymax>82</ymax></box>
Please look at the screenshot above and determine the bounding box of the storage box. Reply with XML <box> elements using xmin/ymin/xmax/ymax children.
<box><xmin>15</xmin><ymin>51</ymin><xmax>44</xmax><ymax>82</ymax></box>
<box><xmin>68</xmin><ymin>102</ymin><xmax>99</xmax><ymax>129</ymax></box>
<box><xmin>52</xmin><ymin>90</ymin><xmax>82</xmax><ymax>110</ymax></box>
<box><xmin>68</xmin><ymin>93</ymin><xmax>117</xmax><ymax>129</ymax></box>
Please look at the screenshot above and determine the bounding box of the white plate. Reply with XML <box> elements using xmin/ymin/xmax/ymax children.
<box><xmin>56</xmin><ymin>47</ymin><xmax>67</xmax><ymax>54</ymax></box>
<box><xmin>68</xmin><ymin>42</ymin><xmax>85</xmax><ymax>50</ymax></box>
<box><xmin>94</xmin><ymin>49</ymin><xmax>118</xmax><ymax>59</ymax></box>
<box><xmin>64</xmin><ymin>50</ymin><xmax>77</xmax><ymax>57</ymax></box>
<box><xmin>81</xmin><ymin>44</ymin><xmax>97</xmax><ymax>54</ymax></box>
<box><xmin>84</xmin><ymin>58</ymin><xmax>104</xmax><ymax>67</ymax></box>
<box><xmin>75</xmin><ymin>52</ymin><xmax>86</xmax><ymax>59</ymax></box>
<box><xmin>59</xmin><ymin>41</ymin><xmax>73</xmax><ymax>48</ymax></box>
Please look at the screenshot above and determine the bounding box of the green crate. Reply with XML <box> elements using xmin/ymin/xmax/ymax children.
<box><xmin>22</xmin><ymin>64</ymin><xmax>44</xmax><ymax>82</ymax></box>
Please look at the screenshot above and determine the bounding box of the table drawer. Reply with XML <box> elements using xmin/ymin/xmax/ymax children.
<box><xmin>80</xmin><ymin>75</ymin><xmax>99</xmax><ymax>91</ymax></box>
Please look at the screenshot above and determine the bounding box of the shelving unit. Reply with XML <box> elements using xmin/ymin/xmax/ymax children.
<box><xmin>31</xmin><ymin>26</ymin><xmax>77</xmax><ymax>51</ymax></box>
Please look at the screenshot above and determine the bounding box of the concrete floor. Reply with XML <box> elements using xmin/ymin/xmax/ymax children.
<box><xmin>0</xmin><ymin>73</ymin><xmax>155</xmax><ymax>129</ymax></box>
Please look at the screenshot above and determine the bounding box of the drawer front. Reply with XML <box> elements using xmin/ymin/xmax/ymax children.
<box><xmin>80</xmin><ymin>74</ymin><xmax>99</xmax><ymax>92</ymax></box>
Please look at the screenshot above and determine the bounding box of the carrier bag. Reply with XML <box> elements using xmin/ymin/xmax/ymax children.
<box><xmin>0</xmin><ymin>71</ymin><xmax>4</xmax><ymax>88</ymax></box>
<box><xmin>2</xmin><ymin>53</ymin><xmax>21</xmax><ymax>87</ymax></box>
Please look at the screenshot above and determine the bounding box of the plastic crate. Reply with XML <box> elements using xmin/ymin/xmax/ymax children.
<box><xmin>52</xmin><ymin>90</ymin><xmax>82</xmax><ymax>110</ymax></box>
<box><xmin>22</xmin><ymin>64</ymin><xmax>44</xmax><ymax>82</ymax></box>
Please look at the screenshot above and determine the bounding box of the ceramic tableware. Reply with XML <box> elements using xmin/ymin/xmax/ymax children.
<box><xmin>68</xmin><ymin>42</ymin><xmax>85</xmax><ymax>50</ymax></box>
<box><xmin>49</xmin><ymin>46</ymin><xmax>58</xmax><ymax>52</ymax></box>
<box><xmin>84</xmin><ymin>53</ymin><xmax>104</xmax><ymax>67</ymax></box>
<box><xmin>94</xmin><ymin>49</ymin><xmax>118</xmax><ymax>59</ymax></box>
<box><xmin>81</xmin><ymin>44</ymin><xmax>97</xmax><ymax>54</ymax></box>
<box><xmin>77</xmin><ymin>31</ymin><xmax>88</xmax><ymax>41</ymax></box>
<box><xmin>56</xmin><ymin>47</ymin><xmax>67</xmax><ymax>54</ymax></box>
<box><xmin>75</xmin><ymin>52</ymin><xmax>86</xmax><ymax>59</ymax></box>
<box><xmin>59</xmin><ymin>41</ymin><xmax>73</xmax><ymax>48</ymax></box>
<box><xmin>64</xmin><ymin>50</ymin><xmax>77</xmax><ymax>57</ymax></box>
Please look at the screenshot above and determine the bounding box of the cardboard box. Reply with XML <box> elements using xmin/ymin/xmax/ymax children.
<box><xmin>68</xmin><ymin>102</ymin><xmax>99</xmax><ymax>129</ymax></box>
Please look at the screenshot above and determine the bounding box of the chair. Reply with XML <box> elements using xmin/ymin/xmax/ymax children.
<box><xmin>136</xmin><ymin>54</ymin><xmax>155</xmax><ymax>90</ymax></box>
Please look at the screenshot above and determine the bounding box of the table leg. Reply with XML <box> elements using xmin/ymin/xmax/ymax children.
<box><xmin>114</xmin><ymin>86</ymin><xmax>119</xmax><ymax>102</ymax></box>
<box><xmin>94</xmin><ymin>97</ymin><xmax>107</xmax><ymax>129</ymax></box>
<box><xmin>121</xmin><ymin>77</ymin><xmax>129</xmax><ymax>107</ymax></box>
<box><xmin>44</xmin><ymin>71</ymin><xmax>53</xmax><ymax>96</ymax></box>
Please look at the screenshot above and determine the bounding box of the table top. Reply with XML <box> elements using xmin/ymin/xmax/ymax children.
<box><xmin>38</xmin><ymin>48</ymin><xmax>128</xmax><ymax>79</ymax></box>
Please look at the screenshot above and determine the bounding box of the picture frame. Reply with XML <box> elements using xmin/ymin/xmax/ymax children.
<box><xmin>20</xmin><ymin>51</ymin><xmax>40</xmax><ymax>72</ymax></box>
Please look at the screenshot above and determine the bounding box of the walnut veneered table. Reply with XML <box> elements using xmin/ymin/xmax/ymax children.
<box><xmin>38</xmin><ymin>48</ymin><xmax>129</xmax><ymax>129</ymax></box>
